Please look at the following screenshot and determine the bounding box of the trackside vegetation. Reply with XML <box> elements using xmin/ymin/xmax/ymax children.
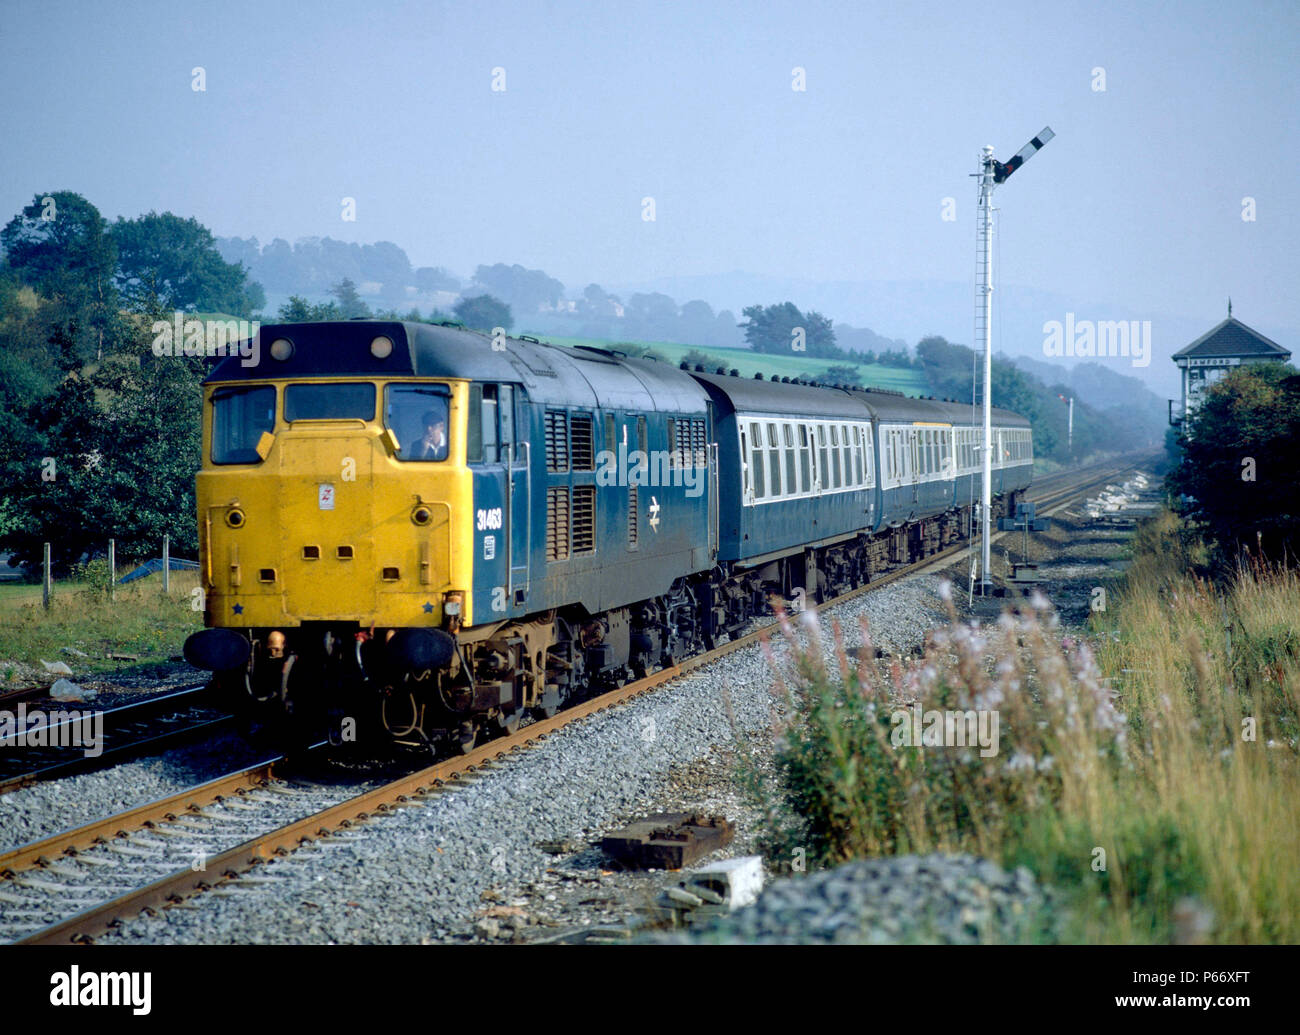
<box><xmin>744</xmin><ymin>509</ymin><xmax>1299</xmax><ymax>943</ymax></box>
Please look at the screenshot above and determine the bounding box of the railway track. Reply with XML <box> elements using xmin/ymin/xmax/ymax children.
<box><xmin>6</xmin><ymin>454</ymin><xmax>1150</xmax><ymax>945</ymax></box>
<box><xmin>0</xmin><ymin>685</ymin><xmax>232</xmax><ymax>795</ymax></box>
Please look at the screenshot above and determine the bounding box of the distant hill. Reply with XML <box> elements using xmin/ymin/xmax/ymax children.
<box><xmin>1010</xmin><ymin>354</ymin><xmax>1167</xmax><ymax>443</ymax></box>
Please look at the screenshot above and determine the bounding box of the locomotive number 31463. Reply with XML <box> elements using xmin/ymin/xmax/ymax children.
<box><xmin>476</xmin><ymin>507</ymin><xmax>503</xmax><ymax>531</ymax></box>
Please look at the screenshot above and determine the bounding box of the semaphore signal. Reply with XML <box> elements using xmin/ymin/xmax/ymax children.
<box><xmin>974</xmin><ymin>126</ymin><xmax>1054</xmax><ymax>596</ymax></box>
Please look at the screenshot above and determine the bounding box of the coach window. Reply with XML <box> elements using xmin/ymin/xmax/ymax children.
<box><xmin>743</xmin><ymin>423</ymin><xmax>754</xmax><ymax>496</ymax></box>
<box><xmin>826</xmin><ymin>425</ymin><xmax>838</xmax><ymax>488</ymax></box>
<box><xmin>799</xmin><ymin>425</ymin><xmax>811</xmax><ymax>491</ymax></box>
<box><xmin>783</xmin><ymin>424</ymin><xmax>797</xmax><ymax>494</ymax></box>
<box><xmin>851</xmin><ymin>427</ymin><xmax>862</xmax><ymax>485</ymax></box>
<box><xmin>212</xmin><ymin>385</ymin><xmax>276</xmax><ymax>465</ymax></box>
<box><xmin>750</xmin><ymin>422</ymin><xmax>766</xmax><ymax>498</ymax></box>
<box><xmin>384</xmin><ymin>384</ymin><xmax>450</xmax><ymax>462</ymax></box>
<box><xmin>767</xmin><ymin>423</ymin><xmax>781</xmax><ymax>496</ymax></box>
<box><xmin>841</xmin><ymin>425</ymin><xmax>852</xmax><ymax>486</ymax></box>
<box><xmin>817</xmin><ymin>426</ymin><xmax>829</xmax><ymax>490</ymax></box>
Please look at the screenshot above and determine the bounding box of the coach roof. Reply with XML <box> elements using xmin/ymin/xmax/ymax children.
<box><xmin>688</xmin><ymin>370</ymin><xmax>874</xmax><ymax>419</ymax></box>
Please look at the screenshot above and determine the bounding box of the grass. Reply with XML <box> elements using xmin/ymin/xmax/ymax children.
<box><xmin>0</xmin><ymin>571</ymin><xmax>203</xmax><ymax>676</ymax></box>
<box><xmin>744</xmin><ymin>508</ymin><xmax>1300</xmax><ymax>943</ymax></box>
<box><xmin>531</xmin><ymin>334</ymin><xmax>929</xmax><ymax>396</ymax></box>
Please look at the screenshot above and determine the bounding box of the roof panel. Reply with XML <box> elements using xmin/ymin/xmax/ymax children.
<box><xmin>1171</xmin><ymin>317</ymin><xmax>1291</xmax><ymax>360</ymax></box>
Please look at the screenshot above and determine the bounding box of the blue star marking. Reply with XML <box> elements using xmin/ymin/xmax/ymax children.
<box><xmin>232</xmin><ymin>603</ymin><xmax>244</xmax><ymax>614</ymax></box>
<box><xmin>422</xmin><ymin>601</ymin><xmax>434</xmax><ymax>614</ymax></box>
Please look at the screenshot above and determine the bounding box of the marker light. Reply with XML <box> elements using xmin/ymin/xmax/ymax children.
<box><xmin>370</xmin><ymin>335</ymin><xmax>394</xmax><ymax>359</ymax></box>
<box><xmin>269</xmin><ymin>338</ymin><xmax>294</xmax><ymax>361</ymax></box>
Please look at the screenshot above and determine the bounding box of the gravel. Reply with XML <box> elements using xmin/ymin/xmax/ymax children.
<box><xmin>69</xmin><ymin>572</ymin><xmax>954</xmax><ymax>944</ymax></box>
<box><xmin>0</xmin><ymin>730</ymin><xmax>274</xmax><ymax>852</ymax></box>
<box><xmin>663</xmin><ymin>854</ymin><xmax>1054</xmax><ymax>944</ymax></box>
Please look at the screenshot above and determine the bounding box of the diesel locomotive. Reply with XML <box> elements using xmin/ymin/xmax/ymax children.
<box><xmin>183</xmin><ymin>320</ymin><xmax>1033</xmax><ymax>752</ymax></box>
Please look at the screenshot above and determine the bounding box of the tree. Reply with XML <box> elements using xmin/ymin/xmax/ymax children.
<box><xmin>454</xmin><ymin>294</ymin><xmax>512</xmax><ymax>332</ymax></box>
<box><xmin>740</xmin><ymin>301</ymin><xmax>838</xmax><ymax>357</ymax></box>
<box><xmin>580</xmin><ymin>283</ymin><xmax>621</xmax><ymax>317</ymax></box>
<box><xmin>329</xmin><ymin>278</ymin><xmax>371</xmax><ymax>319</ymax></box>
<box><xmin>414</xmin><ymin>266</ymin><xmax>460</xmax><ymax>294</ymax></box>
<box><xmin>1167</xmin><ymin>363</ymin><xmax>1300</xmax><ymax>561</ymax></box>
<box><xmin>1</xmin><ymin>191</ymin><xmax>120</xmax><ymax>360</ymax></box>
<box><xmin>471</xmin><ymin>263</ymin><xmax>564</xmax><ymax>314</ymax></box>
<box><xmin>277</xmin><ymin>296</ymin><xmax>340</xmax><ymax>322</ymax></box>
<box><xmin>364</xmin><ymin>241</ymin><xmax>412</xmax><ymax>299</ymax></box>
<box><xmin>0</xmin><ymin>349</ymin><xmax>205</xmax><ymax>573</ymax></box>
<box><xmin>624</xmin><ymin>292</ymin><xmax>679</xmax><ymax>340</ymax></box>
<box><xmin>113</xmin><ymin>211</ymin><xmax>264</xmax><ymax>315</ymax></box>
<box><xmin>679</xmin><ymin>299</ymin><xmax>716</xmax><ymax>343</ymax></box>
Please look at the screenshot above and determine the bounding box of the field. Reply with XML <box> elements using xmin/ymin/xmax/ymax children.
<box><xmin>532</xmin><ymin>334</ymin><xmax>930</xmax><ymax>396</ymax></box>
<box><xmin>0</xmin><ymin>571</ymin><xmax>203</xmax><ymax>678</ymax></box>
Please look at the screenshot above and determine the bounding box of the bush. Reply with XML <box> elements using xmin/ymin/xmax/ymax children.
<box><xmin>72</xmin><ymin>557</ymin><xmax>113</xmax><ymax>597</ymax></box>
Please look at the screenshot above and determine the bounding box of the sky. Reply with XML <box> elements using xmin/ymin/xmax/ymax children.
<box><xmin>2</xmin><ymin>0</ymin><xmax>1297</xmax><ymax>394</ymax></box>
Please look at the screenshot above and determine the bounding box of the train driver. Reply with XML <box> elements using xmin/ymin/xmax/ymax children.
<box><xmin>410</xmin><ymin>409</ymin><xmax>448</xmax><ymax>461</ymax></box>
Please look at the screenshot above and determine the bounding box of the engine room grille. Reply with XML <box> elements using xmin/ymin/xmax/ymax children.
<box><xmin>546</xmin><ymin>486</ymin><xmax>570</xmax><ymax>561</ymax></box>
<box><xmin>570</xmin><ymin>413</ymin><xmax>595</xmax><ymax>471</ymax></box>
<box><xmin>545</xmin><ymin>410</ymin><xmax>569</xmax><ymax>472</ymax></box>
<box><xmin>669</xmin><ymin>416</ymin><xmax>708</xmax><ymax>468</ymax></box>
<box><xmin>628</xmin><ymin>485</ymin><xmax>638</xmax><ymax>548</ymax></box>
<box><xmin>571</xmin><ymin>485</ymin><xmax>596</xmax><ymax>555</ymax></box>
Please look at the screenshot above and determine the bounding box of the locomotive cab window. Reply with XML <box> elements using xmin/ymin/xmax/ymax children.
<box><xmin>285</xmin><ymin>382</ymin><xmax>376</xmax><ymax>422</ymax></box>
<box><xmin>211</xmin><ymin>384</ymin><xmax>275</xmax><ymax>465</ymax></box>
<box><xmin>384</xmin><ymin>384</ymin><xmax>451</xmax><ymax>462</ymax></box>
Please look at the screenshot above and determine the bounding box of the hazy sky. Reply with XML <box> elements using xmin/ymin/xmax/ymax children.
<box><xmin>2</xmin><ymin>0</ymin><xmax>1297</xmax><ymax>357</ymax></box>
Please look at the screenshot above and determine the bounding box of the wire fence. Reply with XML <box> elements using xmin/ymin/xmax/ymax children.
<box><xmin>0</xmin><ymin>537</ymin><xmax>199</xmax><ymax>610</ymax></box>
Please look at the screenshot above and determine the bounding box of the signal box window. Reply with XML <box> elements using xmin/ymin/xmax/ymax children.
<box><xmin>385</xmin><ymin>385</ymin><xmax>450</xmax><ymax>462</ymax></box>
<box><xmin>212</xmin><ymin>385</ymin><xmax>275</xmax><ymax>465</ymax></box>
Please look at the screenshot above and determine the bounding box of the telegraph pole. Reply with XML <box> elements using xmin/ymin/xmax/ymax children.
<box><xmin>974</xmin><ymin>126</ymin><xmax>1054</xmax><ymax>595</ymax></box>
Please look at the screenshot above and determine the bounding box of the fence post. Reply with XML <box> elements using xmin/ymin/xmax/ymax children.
<box><xmin>43</xmin><ymin>542</ymin><xmax>51</xmax><ymax>610</ymax></box>
<box><xmin>108</xmin><ymin>538</ymin><xmax>116</xmax><ymax>601</ymax></box>
<box><xmin>163</xmin><ymin>534</ymin><xmax>170</xmax><ymax>595</ymax></box>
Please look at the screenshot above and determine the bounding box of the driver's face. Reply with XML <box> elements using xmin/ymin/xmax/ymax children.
<box><xmin>425</xmin><ymin>422</ymin><xmax>445</xmax><ymax>441</ymax></box>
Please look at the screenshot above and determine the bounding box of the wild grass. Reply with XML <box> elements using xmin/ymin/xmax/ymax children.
<box><xmin>0</xmin><ymin>570</ymin><xmax>202</xmax><ymax>675</ymax></box>
<box><xmin>745</xmin><ymin>508</ymin><xmax>1300</xmax><ymax>943</ymax></box>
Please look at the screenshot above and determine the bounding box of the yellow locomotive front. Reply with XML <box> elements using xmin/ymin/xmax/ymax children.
<box><xmin>183</xmin><ymin>324</ymin><xmax>481</xmax><ymax>748</ymax></box>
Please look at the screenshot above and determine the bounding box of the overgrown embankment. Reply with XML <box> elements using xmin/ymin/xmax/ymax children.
<box><xmin>748</xmin><ymin>509</ymin><xmax>1299</xmax><ymax>943</ymax></box>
